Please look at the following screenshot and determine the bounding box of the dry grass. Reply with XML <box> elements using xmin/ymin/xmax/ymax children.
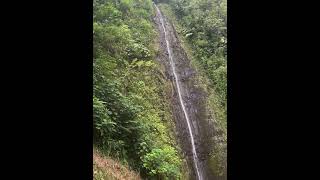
<box><xmin>93</xmin><ymin>148</ymin><xmax>141</xmax><ymax>180</ymax></box>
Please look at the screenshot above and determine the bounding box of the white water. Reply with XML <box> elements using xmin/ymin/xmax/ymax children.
<box><xmin>154</xmin><ymin>4</ymin><xmax>202</xmax><ymax>180</ymax></box>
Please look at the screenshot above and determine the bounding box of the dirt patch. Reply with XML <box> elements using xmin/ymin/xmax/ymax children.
<box><xmin>93</xmin><ymin>149</ymin><xmax>141</xmax><ymax>180</ymax></box>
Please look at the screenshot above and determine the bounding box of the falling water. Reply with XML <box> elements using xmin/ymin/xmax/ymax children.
<box><xmin>154</xmin><ymin>4</ymin><xmax>202</xmax><ymax>180</ymax></box>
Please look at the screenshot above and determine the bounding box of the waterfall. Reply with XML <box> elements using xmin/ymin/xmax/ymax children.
<box><xmin>154</xmin><ymin>4</ymin><xmax>203</xmax><ymax>180</ymax></box>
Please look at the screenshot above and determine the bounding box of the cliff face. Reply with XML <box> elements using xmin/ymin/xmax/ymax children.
<box><xmin>154</xmin><ymin>4</ymin><xmax>216</xmax><ymax>180</ymax></box>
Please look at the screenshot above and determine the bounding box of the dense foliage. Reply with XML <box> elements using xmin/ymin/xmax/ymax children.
<box><xmin>93</xmin><ymin>0</ymin><xmax>183</xmax><ymax>179</ymax></box>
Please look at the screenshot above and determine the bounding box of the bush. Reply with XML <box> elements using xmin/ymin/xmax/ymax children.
<box><xmin>142</xmin><ymin>147</ymin><xmax>182</xmax><ymax>179</ymax></box>
<box><xmin>93</xmin><ymin>96</ymin><xmax>116</xmax><ymax>138</ymax></box>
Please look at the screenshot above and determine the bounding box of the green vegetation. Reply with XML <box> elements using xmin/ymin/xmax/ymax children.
<box><xmin>93</xmin><ymin>0</ymin><xmax>227</xmax><ymax>179</ymax></box>
<box><xmin>93</xmin><ymin>0</ymin><xmax>184</xmax><ymax>179</ymax></box>
<box><xmin>157</xmin><ymin>0</ymin><xmax>227</xmax><ymax>178</ymax></box>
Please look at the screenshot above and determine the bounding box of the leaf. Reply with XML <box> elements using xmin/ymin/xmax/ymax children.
<box><xmin>145</xmin><ymin>61</ymin><xmax>154</xmax><ymax>67</ymax></box>
<box><xmin>136</xmin><ymin>61</ymin><xmax>144</xmax><ymax>67</ymax></box>
<box><xmin>185</xmin><ymin>33</ymin><xmax>193</xmax><ymax>37</ymax></box>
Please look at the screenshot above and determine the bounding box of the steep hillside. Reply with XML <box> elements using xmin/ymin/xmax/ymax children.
<box><xmin>93</xmin><ymin>0</ymin><xmax>227</xmax><ymax>179</ymax></box>
<box><xmin>93</xmin><ymin>0</ymin><xmax>186</xmax><ymax>179</ymax></box>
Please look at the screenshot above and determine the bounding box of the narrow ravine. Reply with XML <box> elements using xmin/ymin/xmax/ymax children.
<box><xmin>154</xmin><ymin>4</ymin><xmax>202</xmax><ymax>180</ymax></box>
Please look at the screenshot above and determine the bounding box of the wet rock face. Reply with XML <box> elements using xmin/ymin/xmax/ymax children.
<box><xmin>153</xmin><ymin>5</ymin><xmax>215</xmax><ymax>180</ymax></box>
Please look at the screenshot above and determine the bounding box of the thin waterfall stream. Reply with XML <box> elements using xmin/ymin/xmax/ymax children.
<box><xmin>154</xmin><ymin>4</ymin><xmax>203</xmax><ymax>180</ymax></box>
